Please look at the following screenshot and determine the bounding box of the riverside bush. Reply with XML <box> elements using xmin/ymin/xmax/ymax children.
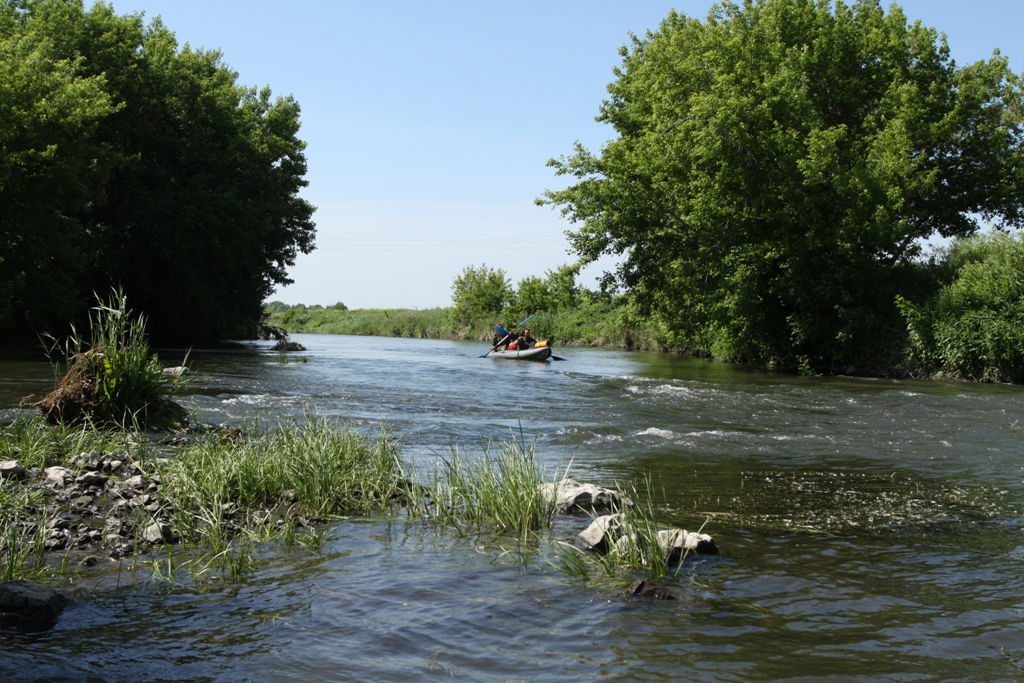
<box><xmin>900</xmin><ymin>231</ymin><xmax>1024</xmax><ymax>382</ymax></box>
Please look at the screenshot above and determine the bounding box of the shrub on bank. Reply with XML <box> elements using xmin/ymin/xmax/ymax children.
<box><xmin>899</xmin><ymin>231</ymin><xmax>1024</xmax><ymax>382</ymax></box>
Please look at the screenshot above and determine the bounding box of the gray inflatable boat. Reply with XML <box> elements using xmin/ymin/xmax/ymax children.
<box><xmin>488</xmin><ymin>345</ymin><xmax>553</xmax><ymax>361</ymax></box>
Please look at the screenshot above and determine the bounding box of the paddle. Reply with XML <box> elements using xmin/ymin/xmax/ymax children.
<box><xmin>479</xmin><ymin>315</ymin><xmax>532</xmax><ymax>358</ymax></box>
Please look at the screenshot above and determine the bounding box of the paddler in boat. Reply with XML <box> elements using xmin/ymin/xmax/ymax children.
<box><xmin>517</xmin><ymin>328</ymin><xmax>537</xmax><ymax>350</ymax></box>
<box><xmin>492</xmin><ymin>329</ymin><xmax>516</xmax><ymax>351</ymax></box>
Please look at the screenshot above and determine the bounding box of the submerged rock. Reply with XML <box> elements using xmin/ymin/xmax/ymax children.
<box><xmin>626</xmin><ymin>579</ymin><xmax>675</xmax><ymax>600</ymax></box>
<box><xmin>656</xmin><ymin>528</ymin><xmax>719</xmax><ymax>559</ymax></box>
<box><xmin>0</xmin><ymin>580</ymin><xmax>70</xmax><ymax>625</ymax></box>
<box><xmin>540</xmin><ymin>478</ymin><xmax>632</xmax><ymax>515</ymax></box>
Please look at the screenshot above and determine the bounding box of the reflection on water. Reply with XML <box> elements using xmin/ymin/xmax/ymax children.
<box><xmin>3</xmin><ymin>334</ymin><xmax>1024</xmax><ymax>682</ymax></box>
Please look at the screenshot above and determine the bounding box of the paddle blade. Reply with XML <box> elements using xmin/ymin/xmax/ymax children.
<box><xmin>495</xmin><ymin>326</ymin><xmax>509</xmax><ymax>336</ymax></box>
<box><xmin>550</xmin><ymin>355</ymin><xmax>567</xmax><ymax>361</ymax></box>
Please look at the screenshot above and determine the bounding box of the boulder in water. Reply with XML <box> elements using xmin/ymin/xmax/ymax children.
<box><xmin>539</xmin><ymin>478</ymin><xmax>632</xmax><ymax>515</ymax></box>
<box><xmin>0</xmin><ymin>580</ymin><xmax>70</xmax><ymax>625</ymax></box>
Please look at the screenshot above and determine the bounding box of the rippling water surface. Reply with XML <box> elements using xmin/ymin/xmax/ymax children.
<box><xmin>4</xmin><ymin>334</ymin><xmax>1024</xmax><ymax>682</ymax></box>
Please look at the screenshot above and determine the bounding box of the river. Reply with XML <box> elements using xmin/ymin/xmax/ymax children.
<box><xmin>3</xmin><ymin>333</ymin><xmax>1024</xmax><ymax>682</ymax></box>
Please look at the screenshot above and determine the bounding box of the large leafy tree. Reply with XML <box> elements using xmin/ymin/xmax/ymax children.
<box><xmin>450</xmin><ymin>264</ymin><xmax>511</xmax><ymax>325</ymax></box>
<box><xmin>0</xmin><ymin>0</ymin><xmax>315</xmax><ymax>343</ymax></box>
<box><xmin>541</xmin><ymin>0</ymin><xmax>1024</xmax><ymax>369</ymax></box>
<box><xmin>0</xmin><ymin>0</ymin><xmax>113</xmax><ymax>336</ymax></box>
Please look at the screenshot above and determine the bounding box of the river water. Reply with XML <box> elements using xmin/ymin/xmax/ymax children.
<box><xmin>3</xmin><ymin>334</ymin><xmax>1024</xmax><ymax>682</ymax></box>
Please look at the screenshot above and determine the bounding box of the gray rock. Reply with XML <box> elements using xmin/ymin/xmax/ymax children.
<box><xmin>76</xmin><ymin>471</ymin><xmax>108</xmax><ymax>487</ymax></box>
<box><xmin>143</xmin><ymin>521</ymin><xmax>172</xmax><ymax>543</ymax></box>
<box><xmin>44</xmin><ymin>466</ymin><xmax>73</xmax><ymax>489</ymax></box>
<box><xmin>574</xmin><ymin>513</ymin><xmax>631</xmax><ymax>553</ymax></box>
<box><xmin>162</xmin><ymin>365</ymin><xmax>188</xmax><ymax>377</ymax></box>
<box><xmin>540</xmin><ymin>478</ymin><xmax>632</xmax><ymax>514</ymax></box>
<box><xmin>0</xmin><ymin>580</ymin><xmax>70</xmax><ymax>624</ymax></box>
<box><xmin>122</xmin><ymin>474</ymin><xmax>147</xmax><ymax>490</ymax></box>
<box><xmin>657</xmin><ymin>528</ymin><xmax>719</xmax><ymax>558</ymax></box>
<box><xmin>0</xmin><ymin>460</ymin><xmax>26</xmax><ymax>481</ymax></box>
<box><xmin>576</xmin><ymin>515</ymin><xmax>719</xmax><ymax>561</ymax></box>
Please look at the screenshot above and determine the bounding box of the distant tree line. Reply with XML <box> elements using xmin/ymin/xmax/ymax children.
<box><xmin>449</xmin><ymin>263</ymin><xmax>582</xmax><ymax>326</ymax></box>
<box><xmin>540</xmin><ymin>0</ymin><xmax>1024</xmax><ymax>379</ymax></box>
<box><xmin>1</xmin><ymin>0</ymin><xmax>315</xmax><ymax>344</ymax></box>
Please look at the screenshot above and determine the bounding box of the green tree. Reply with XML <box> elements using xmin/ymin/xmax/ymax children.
<box><xmin>450</xmin><ymin>264</ymin><xmax>511</xmax><ymax>325</ymax></box>
<box><xmin>506</xmin><ymin>275</ymin><xmax>549</xmax><ymax>321</ymax></box>
<box><xmin>0</xmin><ymin>0</ymin><xmax>316</xmax><ymax>343</ymax></box>
<box><xmin>544</xmin><ymin>263</ymin><xmax>580</xmax><ymax>310</ymax></box>
<box><xmin>0</xmin><ymin>0</ymin><xmax>113</xmax><ymax>336</ymax></box>
<box><xmin>541</xmin><ymin>0</ymin><xmax>1024</xmax><ymax>369</ymax></box>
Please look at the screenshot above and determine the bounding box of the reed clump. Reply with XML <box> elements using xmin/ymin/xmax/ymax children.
<box><xmin>414</xmin><ymin>439</ymin><xmax>557</xmax><ymax>539</ymax></box>
<box><xmin>32</xmin><ymin>290</ymin><xmax>189</xmax><ymax>429</ymax></box>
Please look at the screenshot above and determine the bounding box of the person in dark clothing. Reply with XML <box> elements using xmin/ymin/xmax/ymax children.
<box><xmin>518</xmin><ymin>328</ymin><xmax>537</xmax><ymax>350</ymax></box>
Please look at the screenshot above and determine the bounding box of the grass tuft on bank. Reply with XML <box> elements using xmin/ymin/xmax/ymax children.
<box><xmin>33</xmin><ymin>290</ymin><xmax>189</xmax><ymax>429</ymax></box>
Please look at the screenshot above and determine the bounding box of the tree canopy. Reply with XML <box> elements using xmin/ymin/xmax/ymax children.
<box><xmin>541</xmin><ymin>0</ymin><xmax>1024</xmax><ymax>370</ymax></box>
<box><xmin>0</xmin><ymin>0</ymin><xmax>315</xmax><ymax>343</ymax></box>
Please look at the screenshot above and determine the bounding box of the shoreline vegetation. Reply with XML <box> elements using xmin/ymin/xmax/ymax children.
<box><xmin>1</xmin><ymin>295</ymin><xmax>708</xmax><ymax>603</ymax></box>
<box><xmin>265</xmin><ymin>297</ymin><xmax>667</xmax><ymax>351</ymax></box>
<box><xmin>264</xmin><ymin>229</ymin><xmax>1024</xmax><ymax>385</ymax></box>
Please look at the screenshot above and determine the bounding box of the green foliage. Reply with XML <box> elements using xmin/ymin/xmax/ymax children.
<box><xmin>263</xmin><ymin>301</ymin><xmax>292</xmax><ymax>314</ymax></box>
<box><xmin>272</xmin><ymin>306</ymin><xmax>456</xmax><ymax>339</ymax></box>
<box><xmin>904</xmin><ymin>231</ymin><xmax>1024</xmax><ymax>381</ymax></box>
<box><xmin>504</xmin><ymin>264</ymin><xmax>582</xmax><ymax>323</ymax></box>
<box><xmin>0</xmin><ymin>0</ymin><xmax>114</xmax><ymax>336</ymax></box>
<box><xmin>0</xmin><ymin>0</ymin><xmax>316</xmax><ymax>343</ymax></box>
<box><xmin>541</xmin><ymin>0</ymin><xmax>1024</xmax><ymax>370</ymax></box>
<box><xmin>450</xmin><ymin>264</ymin><xmax>512</xmax><ymax>325</ymax></box>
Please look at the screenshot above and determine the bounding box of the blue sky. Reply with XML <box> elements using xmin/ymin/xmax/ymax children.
<box><xmin>107</xmin><ymin>0</ymin><xmax>1024</xmax><ymax>309</ymax></box>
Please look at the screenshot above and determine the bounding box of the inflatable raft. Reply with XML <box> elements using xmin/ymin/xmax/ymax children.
<box><xmin>488</xmin><ymin>345</ymin><xmax>553</xmax><ymax>361</ymax></box>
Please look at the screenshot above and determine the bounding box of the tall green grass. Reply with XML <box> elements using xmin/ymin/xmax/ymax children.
<box><xmin>155</xmin><ymin>415</ymin><xmax>408</xmax><ymax>543</ymax></box>
<box><xmin>414</xmin><ymin>439</ymin><xmax>558</xmax><ymax>540</ymax></box>
<box><xmin>0</xmin><ymin>484</ymin><xmax>53</xmax><ymax>582</ymax></box>
<box><xmin>0</xmin><ymin>414</ymin><xmax>134</xmax><ymax>471</ymax></box>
